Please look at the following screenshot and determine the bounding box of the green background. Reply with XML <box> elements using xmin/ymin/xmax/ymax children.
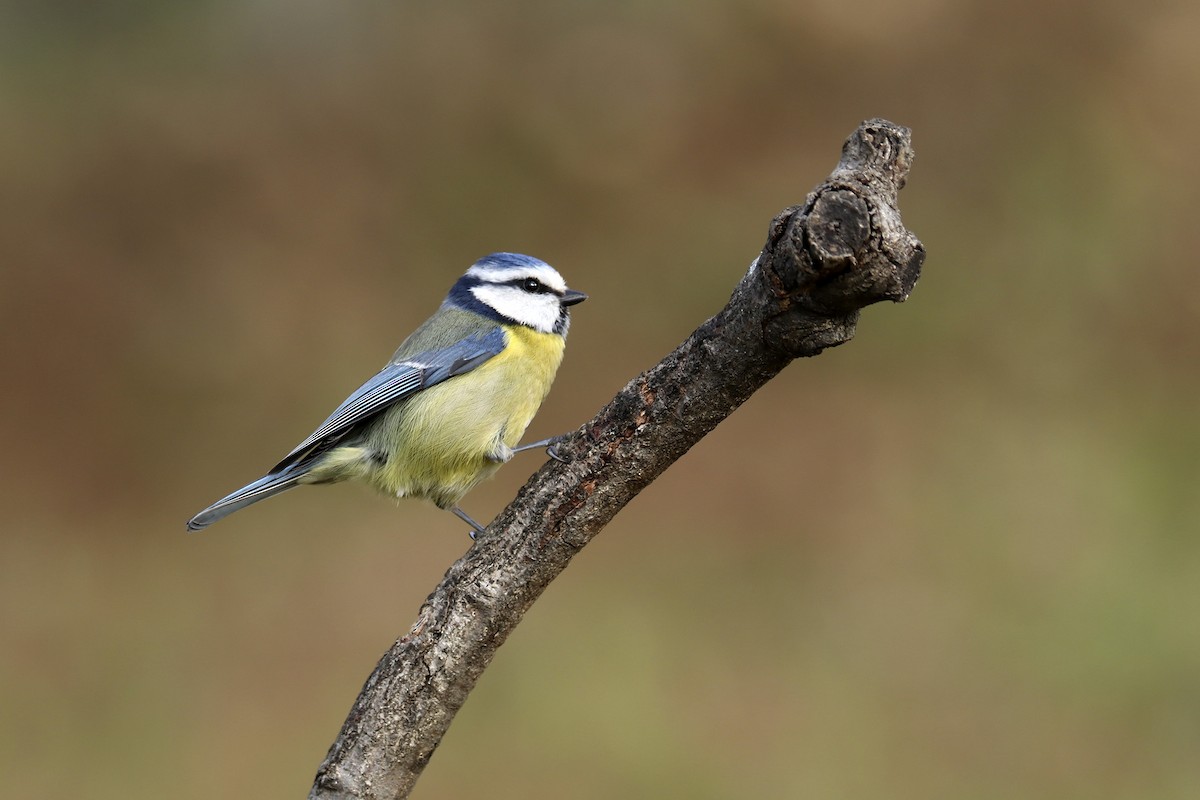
<box><xmin>3</xmin><ymin>2</ymin><xmax>1198</xmax><ymax>797</ymax></box>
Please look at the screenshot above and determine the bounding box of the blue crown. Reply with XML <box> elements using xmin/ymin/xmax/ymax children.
<box><xmin>471</xmin><ymin>252</ymin><xmax>551</xmax><ymax>272</ymax></box>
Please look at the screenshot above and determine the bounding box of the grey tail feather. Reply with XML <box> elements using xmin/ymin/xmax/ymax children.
<box><xmin>186</xmin><ymin>470</ymin><xmax>304</xmax><ymax>532</ymax></box>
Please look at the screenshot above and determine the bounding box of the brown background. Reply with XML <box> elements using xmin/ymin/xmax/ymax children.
<box><xmin>2</xmin><ymin>2</ymin><xmax>1198</xmax><ymax>798</ymax></box>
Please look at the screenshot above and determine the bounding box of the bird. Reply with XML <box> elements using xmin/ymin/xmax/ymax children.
<box><xmin>187</xmin><ymin>252</ymin><xmax>586</xmax><ymax>536</ymax></box>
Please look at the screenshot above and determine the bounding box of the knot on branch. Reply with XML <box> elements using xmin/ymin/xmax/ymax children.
<box><xmin>758</xmin><ymin>119</ymin><xmax>925</xmax><ymax>356</ymax></box>
<box><xmin>836</xmin><ymin>118</ymin><xmax>916</xmax><ymax>197</ymax></box>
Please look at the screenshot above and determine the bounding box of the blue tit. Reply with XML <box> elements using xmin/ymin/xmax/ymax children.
<box><xmin>187</xmin><ymin>252</ymin><xmax>586</xmax><ymax>536</ymax></box>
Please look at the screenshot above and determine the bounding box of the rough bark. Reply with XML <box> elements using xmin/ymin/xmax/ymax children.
<box><xmin>309</xmin><ymin>119</ymin><xmax>925</xmax><ymax>800</ymax></box>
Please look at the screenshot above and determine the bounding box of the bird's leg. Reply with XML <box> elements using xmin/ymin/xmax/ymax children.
<box><xmin>512</xmin><ymin>434</ymin><xmax>569</xmax><ymax>463</ymax></box>
<box><xmin>485</xmin><ymin>443</ymin><xmax>514</xmax><ymax>464</ymax></box>
<box><xmin>451</xmin><ymin>506</ymin><xmax>488</xmax><ymax>539</ymax></box>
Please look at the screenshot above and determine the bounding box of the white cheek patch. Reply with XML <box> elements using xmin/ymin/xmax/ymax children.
<box><xmin>471</xmin><ymin>284</ymin><xmax>561</xmax><ymax>333</ymax></box>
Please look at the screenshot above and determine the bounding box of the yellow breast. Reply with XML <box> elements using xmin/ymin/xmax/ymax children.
<box><xmin>367</xmin><ymin>324</ymin><xmax>566</xmax><ymax>507</ymax></box>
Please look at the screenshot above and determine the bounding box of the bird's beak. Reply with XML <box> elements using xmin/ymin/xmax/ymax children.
<box><xmin>561</xmin><ymin>289</ymin><xmax>588</xmax><ymax>306</ymax></box>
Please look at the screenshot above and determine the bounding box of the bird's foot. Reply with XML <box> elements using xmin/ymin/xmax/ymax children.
<box><xmin>513</xmin><ymin>434</ymin><xmax>570</xmax><ymax>462</ymax></box>
<box><xmin>450</xmin><ymin>506</ymin><xmax>487</xmax><ymax>539</ymax></box>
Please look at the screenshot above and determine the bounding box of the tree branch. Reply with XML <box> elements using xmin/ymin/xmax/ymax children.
<box><xmin>309</xmin><ymin>119</ymin><xmax>925</xmax><ymax>800</ymax></box>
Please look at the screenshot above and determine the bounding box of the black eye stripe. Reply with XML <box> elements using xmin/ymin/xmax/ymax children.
<box><xmin>503</xmin><ymin>277</ymin><xmax>555</xmax><ymax>294</ymax></box>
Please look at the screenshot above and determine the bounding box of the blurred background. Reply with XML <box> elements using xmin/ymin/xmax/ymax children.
<box><xmin>2</xmin><ymin>1</ymin><xmax>1198</xmax><ymax>798</ymax></box>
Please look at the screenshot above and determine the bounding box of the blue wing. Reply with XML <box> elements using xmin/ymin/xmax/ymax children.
<box><xmin>270</xmin><ymin>326</ymin><xmax>507</xmax><ymax>472</ymax></box>
<box><xmin>186</xmin><ymin>326</ymin><xmax>507</xmax><ymax>532</ymax></box>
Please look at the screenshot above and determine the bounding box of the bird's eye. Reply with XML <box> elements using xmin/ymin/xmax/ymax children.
<box><xmin>522</xmin><ymin>278</ymin><xmax>542</xmax><ymax>292</ymax></box>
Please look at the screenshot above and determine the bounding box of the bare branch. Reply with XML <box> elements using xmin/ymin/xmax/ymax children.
<box><xmin>309</xmin><ymin>119</ymin><xmax>925</xmax><ymax>800</ymax></box>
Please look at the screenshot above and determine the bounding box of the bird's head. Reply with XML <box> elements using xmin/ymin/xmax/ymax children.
<box><xmin>450</xmin><ymin>252</ymin><xmax>587</xmax><ymax>335</ymax></box>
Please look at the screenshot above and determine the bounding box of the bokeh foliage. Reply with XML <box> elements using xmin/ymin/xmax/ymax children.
<box><xmin>2</xmin><ymin>2</ymin><xmax>1198</xmax><ymax>798</ymax></box>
